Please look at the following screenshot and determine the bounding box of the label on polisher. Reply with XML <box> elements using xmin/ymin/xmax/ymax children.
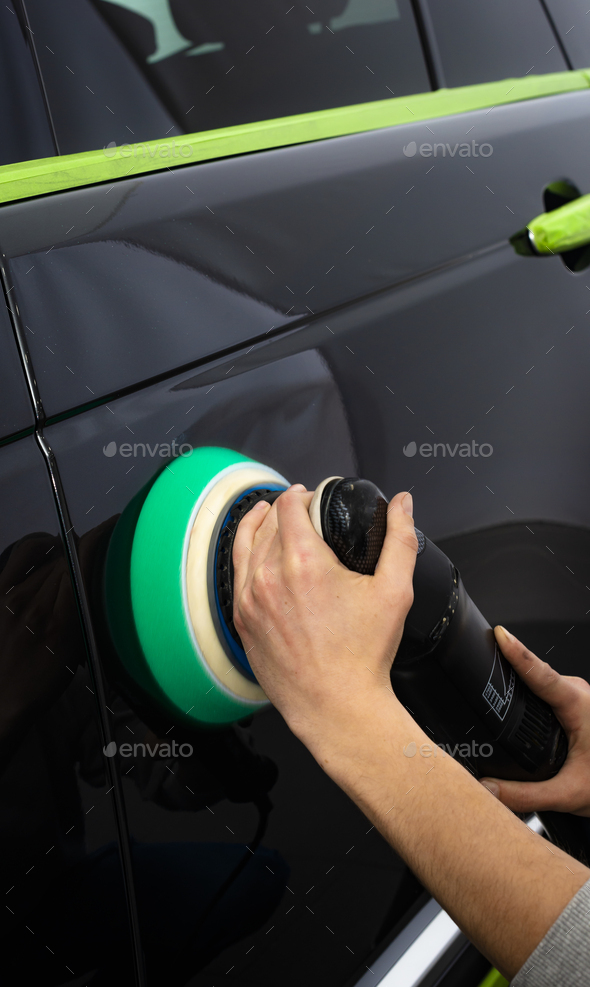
<box><xmin>482</xmin><ymin>644</ymin><xmax>516</xmax><ymax>721</ymax></box>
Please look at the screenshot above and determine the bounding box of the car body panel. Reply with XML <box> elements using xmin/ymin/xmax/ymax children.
<box><xmin>3</xmin><ymin>88</ymin><xmax>590</xmax><ymax>421</ymax></box>
<box><xmin>0</xmin><ymin>434</ymin><xmax>137</xmax><ymax>983</ymax></box>
<box><xmin>0</xmin><ymin>303</ymin><xmax>34</xmax><ymax>442</ymax></box>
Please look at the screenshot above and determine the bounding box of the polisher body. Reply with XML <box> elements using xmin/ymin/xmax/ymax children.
<box><xmin>311</xmin><ymin>476</ymin><xmax>567</xmax><ymax>784</ymax></box>
<box><xmin>391</xmin><ymin>540</ymin><xmax>566</xmax><ymax>782</ymax></box>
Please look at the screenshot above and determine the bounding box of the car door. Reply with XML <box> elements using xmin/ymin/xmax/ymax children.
<box><xmin>2</xmin><ymin>1</ymin><xmax>590</xmax><ymax>986</ymax></box>
<box><xmin>1</xmin><ymin>5</ymin><xmax>444</xmax><ymax>986</ymax></box>
<box><xmin>0</xmin><ymin>307</ymin><xmax>140</xmax><ymax>985</ymax></box>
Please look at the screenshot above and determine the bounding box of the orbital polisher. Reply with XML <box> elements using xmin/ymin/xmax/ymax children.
<box><xmin>106</xmin><ymin>447</ymin><xmax>588</xmax><ymax>859</ymax></box>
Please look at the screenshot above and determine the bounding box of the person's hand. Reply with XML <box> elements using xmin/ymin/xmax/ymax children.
<box><xmin>479</xmin><ymin>626</ymin><xmax>590</xmax><ymax>816</ymax></box>
<box><xmin>232</xmin><ymin>484</ymin><xmax>418</xmax><ymax>754</ymax></box>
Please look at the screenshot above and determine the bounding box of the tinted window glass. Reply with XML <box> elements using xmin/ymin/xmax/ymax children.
<box><xmin>24</xmin><ymin>0</ymin><xmax>178</xmax><ymax>155</ymax></box>
<box><xmin>0</xmin><ymin>5</ymin><xmax>55</xmax><ymax>165</ymax></box>
<box><xmin>544</xmin><ymin>0</ymin><xmax>590</xmax><ymax>69</ymax></box>
<box><xmin>24</xmin><ymin>0</ymin><xmax>430</xmax><ymax>157</ymax></box>
<box><xmin>425</xmin><ymin>0</ymin><xmax>567</xmax><ymax>88</ymax></box>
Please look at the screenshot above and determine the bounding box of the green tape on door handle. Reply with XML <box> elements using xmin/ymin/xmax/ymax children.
<box><xmin>528</xmin><ymin>193</ymin><xmax>590</xmax><ymax>254</ymax></box>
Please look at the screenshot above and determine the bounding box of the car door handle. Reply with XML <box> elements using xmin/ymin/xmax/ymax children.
<box><xmin>511</xmin><ymin>193</ymin><xmax>590</xmax><ymax>256</ymax></box>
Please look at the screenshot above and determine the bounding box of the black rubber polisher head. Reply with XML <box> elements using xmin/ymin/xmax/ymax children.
<box><xmin>318</xmin><ymin>477</ymin><xmax>387</xmax><ymax>575</ymax></box>
<box><xmin>311</xmin><ymin>476</ymin><xmax>426</xmax><ymax>573</ymax></box>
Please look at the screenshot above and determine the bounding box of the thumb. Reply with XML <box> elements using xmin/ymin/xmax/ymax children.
<box><xmin>494</xmin><ymin>625</ymin><xmax>579</xmax><ymax>722</ymax></box>
<box><xmin>375</xmin><ymin>491</ymin><xmax>418</xmax><ymax>593</ymax></box>
<box><xmin>479</xmin><ymin>775</ymin><xmax>576</xmax><ymax>814</ymax></box>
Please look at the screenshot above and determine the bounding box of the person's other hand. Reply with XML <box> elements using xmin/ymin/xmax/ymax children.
<box><xmin>233</xmin><ymin>485</ymin><xmax>417</xmax><ymax>753</ymax></box>
<box><xmin>480</xmin><ymin>626</ymin><xmax>590</xmax><ymax>816</ymax></box>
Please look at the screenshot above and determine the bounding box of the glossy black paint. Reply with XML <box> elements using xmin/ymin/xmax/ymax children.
<box><xmin>0</xmin><ymin>302</ymin><xmax>34</xmax><ymax>441</ymax></box>
<box><xmin>3</xmin><ymin>89</ymin><xmax>590</xmax><ymax>421</ymax></box>
<box><xmin>321</xmin><ymin>242</ymin><xmax>590</xmax><ymax>538</ymax></box>
<box><xmin>0</xmin><ymin>435</ymin><xmax>136</xmax><ymax>984</ymax></box>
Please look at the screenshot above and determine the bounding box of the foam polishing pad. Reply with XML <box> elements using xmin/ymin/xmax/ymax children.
<box><xmin>105</xmin><ymin>447</ymin><xmax>288</xmax><ymax>727</ymax></box>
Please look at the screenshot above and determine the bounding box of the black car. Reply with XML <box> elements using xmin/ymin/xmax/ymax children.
<box><xmin>2</xmin><ymin>2</ymin><xmax>590</xmax><ymax>985</ymax></box>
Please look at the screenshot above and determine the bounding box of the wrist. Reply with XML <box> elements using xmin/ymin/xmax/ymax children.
<box><xmin>293</xmin><ymin>685</ymin><xmax>412</xmax><ymax>790</ymax></box>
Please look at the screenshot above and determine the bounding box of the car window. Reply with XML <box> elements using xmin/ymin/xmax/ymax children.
<box><xmin>23</xmin><ymin>0</ymin><xmax>178</xmax><ymax>156</ymax></box>
<box><xmin>544</xmin><ymin>0</ymin><xmax>590</xmax><ymax>69</ymax></box>
<box><xmin>424</xmin><ymin>0</ymin><xmax>568</xmax><ymax>89</ymax></box>
<box><xmin>0</xmin><ymin>6</ymin><xmax>56</xmax><ymax>165</ymax></box>
<box><xmin>21</xmin><ymin>0</ymin><xmax>430</xmax><ymax>159</ymax></box>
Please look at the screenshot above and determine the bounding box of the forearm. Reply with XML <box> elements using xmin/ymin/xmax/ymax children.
<box><xmin>305</xmin><ymin>689</ymin><xmax>589</xmax><ymax>980</ymax></box>
<box><xmin>232</xmin><ymin>489</ymin><xmax>590</xmax><ymax>978</ymax></box>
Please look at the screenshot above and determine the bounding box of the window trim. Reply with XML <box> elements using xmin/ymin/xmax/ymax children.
<box><xmin>0</xmin><ymin>67</ymin><xmax>589</xmax><ymax>206</ymax></box>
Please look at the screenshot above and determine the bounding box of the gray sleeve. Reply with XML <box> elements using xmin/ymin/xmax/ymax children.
<box><xmin>511</xmin><ymin>878</ymin><xmax>590</xmax><ymax>987</ymax></box>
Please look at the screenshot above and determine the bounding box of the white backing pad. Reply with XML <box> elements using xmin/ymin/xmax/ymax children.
<box><xmin>185</xmin><ymin>465</ymin><xmax>288</xmax><ymax>702</ymax></box>
<box><xmin>309</xmin><ymin>476</ymin><xmax>343</xmax><ymax>541</ymax></box>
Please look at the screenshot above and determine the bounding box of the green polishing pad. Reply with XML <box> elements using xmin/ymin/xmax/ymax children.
<box><xmin>105</xmin><ymin>446</ymin><xmax>288</xmax><ymax>727</ymax></box>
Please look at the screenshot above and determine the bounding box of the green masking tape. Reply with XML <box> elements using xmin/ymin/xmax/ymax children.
<box><xmin>528</xmin><ymin>193</ymin><xmax>590</xmax><ymax>254</ymax></box>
